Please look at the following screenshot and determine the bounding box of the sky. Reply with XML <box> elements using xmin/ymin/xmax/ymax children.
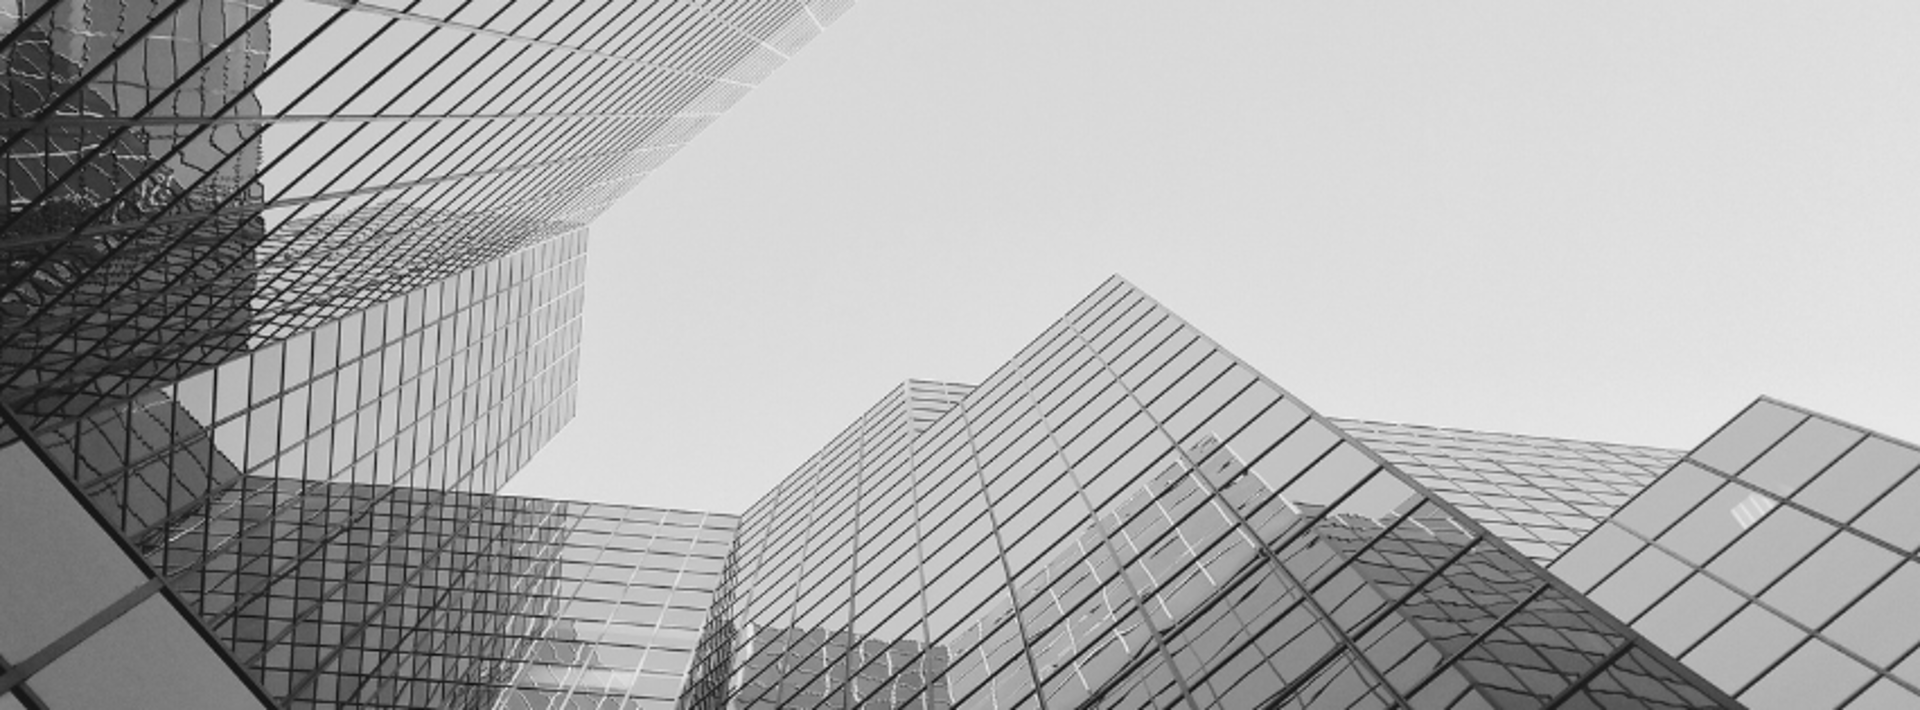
<box><xmin>499</xmin><ymin>2</ymin><xmax>1920</xmax><ymax>513</ymax></box>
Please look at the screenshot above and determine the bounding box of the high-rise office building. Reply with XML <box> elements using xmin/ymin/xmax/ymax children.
<box><xmin>2</xmin><ymin>1</ymin><xmax>850</xmax><ymax>708</ymax></box>
<box><xmin>7</xmin><ymin>4</ymin><xmax>1918</xmax><ymax>709</ymax></box>
<box><xmin>678</xmin><ymin>277</ymin><xmax>1743</xmax><ymax>710</ymax></box>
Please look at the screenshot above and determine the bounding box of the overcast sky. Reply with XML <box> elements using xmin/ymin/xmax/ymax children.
<box><xmin>499</xmin><ymin>3</ymin><xmax>1920</xmax><ymax>513</ymax></box>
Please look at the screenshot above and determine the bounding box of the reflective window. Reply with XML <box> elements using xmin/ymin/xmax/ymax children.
<box><xmin>1739</xmin><ymin>415</ymin><xmax>1863</xmax><ymax>497</ymax></box>
<box><xmin>1658</xmin><ymin>480</ymin><xmax>1763</xmax><ymax>565</ymax></box>
<box><xmin>1762</xmin><ymin>530</ymin><xmax>1901</xmax><ymax>628</ymax></box>
<box><xmin>1635</xmin><ymin>573</ymin><xmax>1743</xmax><ymax>658</ymax></box>
<box><xmin>1707</xmin><ymin>504</ymin><xmax>1831</xmax><ymax>595</ymax></box>
<box><xmin>1847</xmin><ymin>678</ymin><xmax>1920</xmax><ymax>709</ymax></box>
<box><xmin>1684</xmin><ymin>604</ymin><xmax>1801</xmax><ymax>693</ymax></box>
<box><xmin>1692</xmin><ymin>401</ymin><xmax>1806</xmax><ymax>475</ymax></box>
<box><xmin>0</xmin><ymin>442</ymin><xmax>148</xmax><ymax>660</ymax></box>
<box><xmin>1549</xmin><ymin>522</ymin><xmax>1646</xmax><ymax>593</ymax></box>
<box><xmin>1592</xmin><ymin>546</ymin><xmax>1691</xmax><ymax>624</ymax></box>
<box><xmin>1739</xmin><ymin>639</ymin><xmax>1875</xmax><ymax>710</ymax></box>
<box><xmin>1794</xmin><ymin>436</ymin><xmax>1920</xmax><ymax>524</ymax></box>
<box><xmin>1855</xmin><ymin>469</ymin><xmax>1920</xmax><ymax>553</ymax></box>
<box><xmin>1615</xmin><ymin>462</ymin><xmax>1723</xmax><ymax>539</ymax></box>
<box><xmin>1824</xmin><ymin>562</ymin><xmax>1920</xmax><ymax>667</ymax></box>
<box><xmin>31</xmin><ymin>595</ymin><xmax>267</xmax><ymax>709</ymax></box>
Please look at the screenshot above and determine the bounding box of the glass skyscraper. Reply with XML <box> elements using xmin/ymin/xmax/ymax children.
<box><xmin>6</xmin><ymin>3</ymin><xmax>1919</xmax><ymax>710</ymax></box>
<box><xmin>3</xmin><ymin>1</ymin><xmax>847</xmax><ymax>708</ymax></box>
<box><xmin>677</xmin><ymin>278</ymin><xmax>1743</xmax><ymax>709</ymax></box>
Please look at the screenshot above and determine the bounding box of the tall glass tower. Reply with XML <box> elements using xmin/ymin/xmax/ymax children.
<box><xmin>678</xmin><ymin>277</ymin><xmax>1740</xmax><ymax>709</ymax></box>
<box><xmin>7</xmin><ymin>4</ymin><xmax>1918</xmax><ymax>709</ymax></box>
<box><xmin>1</xmin><ymin>1</ymin><xmax>852</xmax><ymax>707</ymax></box>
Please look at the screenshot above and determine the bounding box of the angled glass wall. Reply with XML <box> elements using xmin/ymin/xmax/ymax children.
<box><xmin>1334</xmin><ymin>418</ymin><xmax>1682</xmax><ymax>563</ymax></box>
<box><xmin>4</xmin><ymin>0</ymin><xmax>853</xmax><ymax>424</ymax></box>
<box><xmin>1</xmin><ymin>407</ymin><xmax>274</xmax><ymax>709</ymax></box>
<box><xmin>682</xmin><ymin>277</ymin><xmax>1736</xmax><ymax>710</ymax></box>
<box><xmin>3</xmin><ymin>1</ymin><xmax>852</xmax><ymax>706</ymax></box>
<box><xmin>1553</xmin><ymin>399</ymin><xmax>1920</xmax><ymax>710</ymax></box>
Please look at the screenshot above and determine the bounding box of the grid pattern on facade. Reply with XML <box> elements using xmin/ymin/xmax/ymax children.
<box><xmin>1553</xmin><ymin>398</ymin><xmax>1920</xmax><ymax>710</ymax></box>
<box><xmin>492</xmin><ymin>504</ymin><xmax>734</xmax><ymax>710</ymax></box>
<box><xmin>1</xmin><ymin>228</ymin><xmax>586</xmax><ymax>708</ymax></box>
<box><xmin>3</xmin><ymin>2</ymin><xmax>853</xmax><ymax>707</ymax></box>
<box><xmin>682</xmin><ymin>277</ymin><xmax>1734</xmax><ymax>710</ymax></box>
<box><xmin>680</xmin><ymin>379</ymin><xmax>974</xmax><ymax>709</ymax></box>
<box><xmin>3</xmin><ymin>0</ymin><xmax>852</xmax><ymax>426</ymax></box>
<box><xmin>1332</xmin><ymin>418</ymin><xmax>1682</xmax><ymax>564</ymax></box>
<box><xmin>1</xmin><ymin>393</ymin><xmax>274</xmax><ymax>709</ymax></box>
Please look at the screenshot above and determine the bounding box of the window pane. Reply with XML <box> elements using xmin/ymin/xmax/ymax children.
<box><xmin>32</xmin><ymin>595</ymin><xmax>267</xmax><ymax>709</ymax></box>
<box><xmin>1615</xmin><ymin>462</ymin><xmax>1722</xmax><ymax>539</ymax></box>
<box><xmin>0</xmin><ymin>442</ymin><xmax>147</xmax><ymax>660</ymax></box>
<box><xmin>1762</xmin><ymin>531</ymin><xmax>1901</xmax><ymax>628</ymax></box>
<box><xmin>1847</xmin><ymin>678</ymin><xmax>1920</xmax><ymax>710</ymax></box>
<box><xmin>1739</xmin><ymin>416</ymin><xmax>1864</xmax><ymax>497</ymax></box>
<box><xmin>1657</xmin><ymin>479</ymin><xmax>1757</xmax><ymax>565</ymax></box>
<box><xmin>1739</xmin><ymin>639</ymin><xmax>1875</xmax><ymax>710</ymax></box>
<box><xmin>1683</xmin><ymin>604</ymin><xmax>1801</xmax><ymax>694</ymax></box>
<box><xmin>1707</xmin><ymin>504</ymin><xmax>1831</xmax><ymax>595</ymax></box>
<box><xmin>1549</xmin><ymin>522</ymin><xmax>1646</xmax><ymax>594</ymax></box>
<box><xmin>1635</xmin><ymin>573</ymin><xmax>1743</xmax><ymax>658</ymax></box>
<box><xmin>1794</xmin><ymin>436</ymin><xmax>1920</xmax><ymax>524</ymax></box>
<box><xmin>1591</xmin><ymin>546</ymin><xmax>1690</xmax><ymax>623</ymax></box>
<box><xmin>1855</xmin><ymin>469</ymin><xmax>1920</xmax><ymax>553</ymax></box>
<box><xmin>1693</xmin><ymin>401</ymin><xmax>1805</xmax><ymax>475</ymax></box>
<box><xmin>1825</xmin><ymin>562</ymin><xmax>1920</xmax><ymax>667</ymax></box>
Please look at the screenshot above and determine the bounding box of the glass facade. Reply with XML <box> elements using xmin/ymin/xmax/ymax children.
<box><xmin>1553</xmin><ymin>399</ymin><xmax>1920</xmax><ymax>710</ymax></box>
<box><xmin>2</xmin><ymin>1</ymin><xmax>849</xmax><ymax>708</ymax></box>
<box><xmin>1333</xmin><ymin>419</ymin><xmax>1683</xmax><ymax>563</ymax></box>
<box><xmin>680</xmin><ymin>277</ymin><xmax>1735</xmax><ymax>710</ymax></box>
<box><xmin>3</xmin><ymin>5</ymin><xmax>1910</xmax><ymax>706</ymax></box>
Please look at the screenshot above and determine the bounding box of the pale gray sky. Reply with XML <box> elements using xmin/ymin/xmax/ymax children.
<box><xmin>501</xmin><ymin>2</ymin><xmax>1920</xmax><ymax>513</ymax></box>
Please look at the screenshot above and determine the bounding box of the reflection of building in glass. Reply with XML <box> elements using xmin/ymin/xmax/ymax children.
<box><xmin>1554</xmin><ymin>399</ymin><xmax>1920</xmax><ymax>710</ymax></box>
<box><xmin>680</xmin><ymin>277</ymin><xmax>1738</xmax><ymax>709</ymax></box>
<box><xmin>4</xmin><ymin>5</ymin><xmax>1911</xmax><ymax>702</ymax></box>
<box><xmin>2</xmin><ymin>2</ymin><xmax>851</xmax><ymax>707</ymax></box>
<box><xmin>3</xmin><ymin>0</ymin><xmax>270</xmax><ymax>423</ymax></box>
<box><xmin>3</xmin><ymin>416</ymin><xmax>734</xmax><ymax>710</ymax></box>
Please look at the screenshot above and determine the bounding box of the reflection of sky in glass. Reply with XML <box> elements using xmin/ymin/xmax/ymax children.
<box><xmin>683</xmin><ymin>278</ymin><xmax>1729</xmax><ymax>709</ymax></box>
<box><xmin>494</xmin><ymin>503</ymin><xmax>734</xmax><ymax>710</ymax></box>
<box><xmin>1554</xmin><ymin>399</ymin><xmax>1920</xmax><ymax>709</ymax></box>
